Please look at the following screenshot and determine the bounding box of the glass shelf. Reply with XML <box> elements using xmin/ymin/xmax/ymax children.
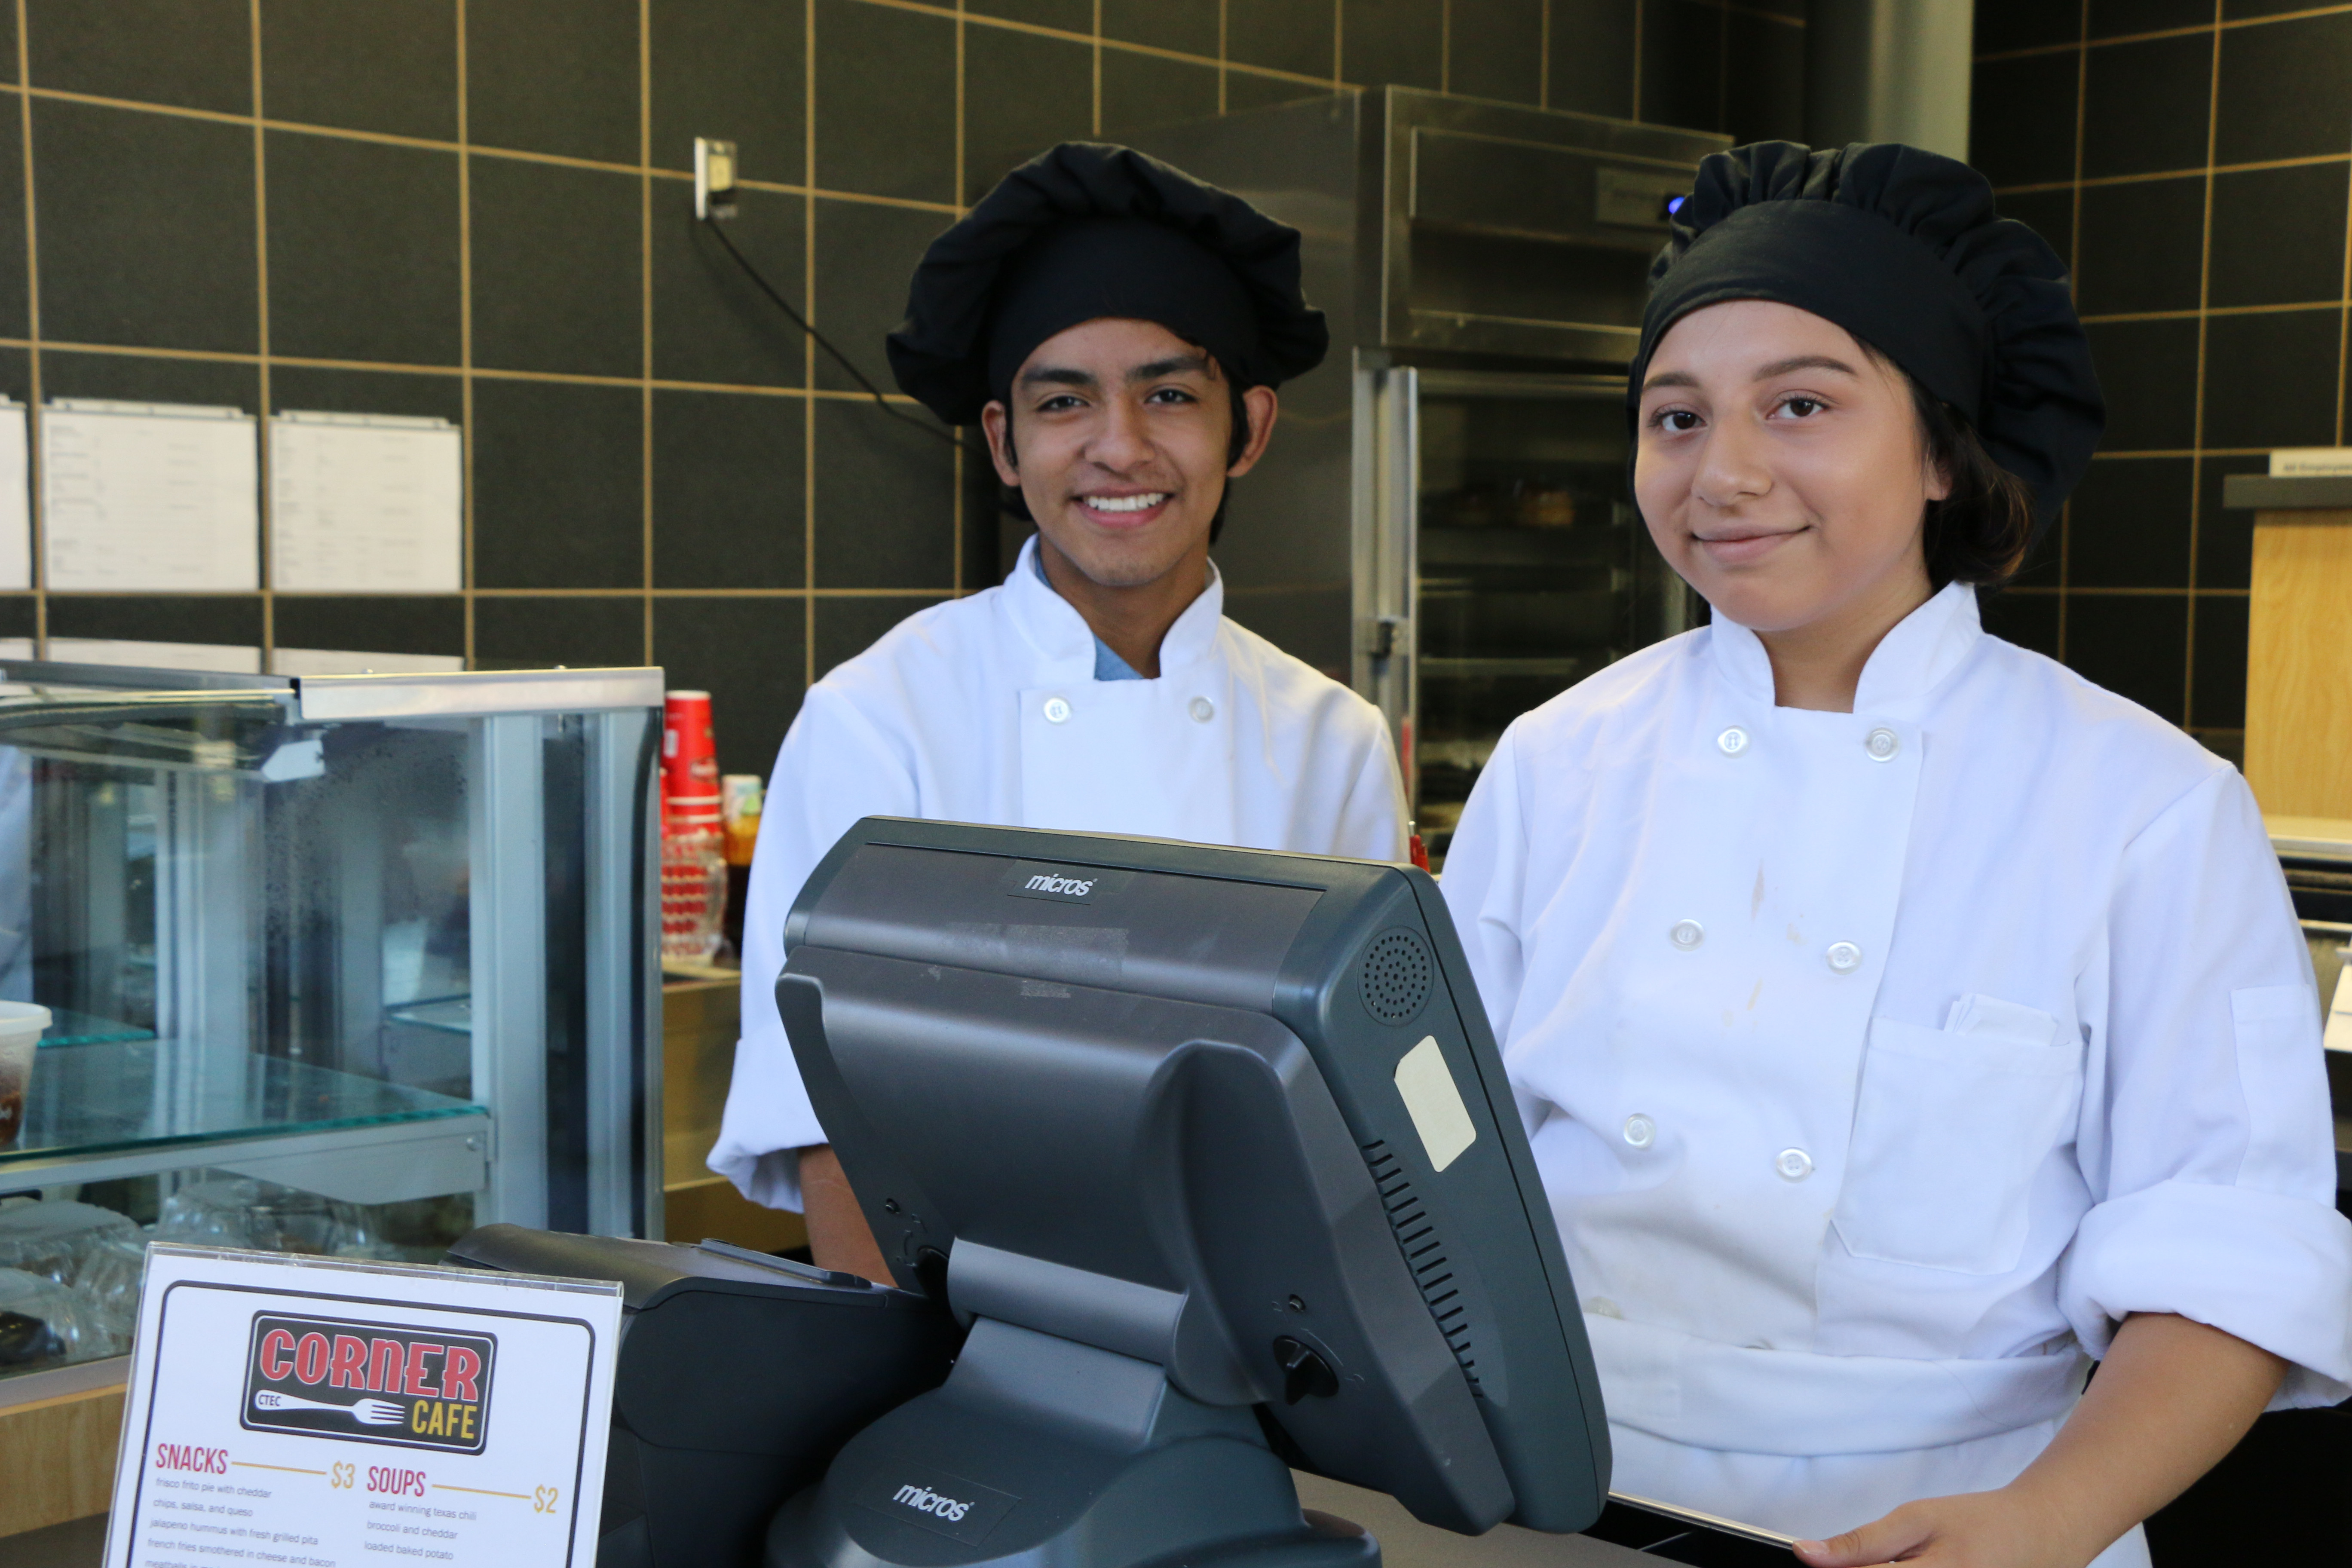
<box><xmin>385</xmin><ymin>994</ymin><xmax>472</xmax><ymax>1038</ymax></box>
<box><xmin>1</xmin><ymin>1038</ymin><xmax>486</xmax><ymax>1190</ymax></box>
<box><xmin>39</xmin><ymin>1007</ymin><xmax>156</xmax><ymax>1048</ymax></box>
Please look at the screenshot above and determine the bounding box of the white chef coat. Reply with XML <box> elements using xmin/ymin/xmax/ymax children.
<box><xmin>1441</xmin><ymin>581</ymin><xmax>2352</xmax><ymax>1555</ymax></box>
<box><xmin>710</xmin><ymin>535</ymin><xmax>1409</xmax><ymax>1209</ymax></box>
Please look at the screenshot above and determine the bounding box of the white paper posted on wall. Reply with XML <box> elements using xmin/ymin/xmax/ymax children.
<box><xmin>43</xmin><ymin>400</ymin><xmax>259</xmax><ymax>591</ymax></box>
<box><xmin>0</xmin><ymin>397</ymin><xmax>30</xmax><ymax>591</ymax></box>
<box><xmin>270</xmin><ymin>412</ymin><xmax>462</xmax><ymax>594</ymax></box>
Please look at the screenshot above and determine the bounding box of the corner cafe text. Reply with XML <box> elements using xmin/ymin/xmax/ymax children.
<box><xmin>241</xmin><ymin>1313</ymin><xmax>496</xmax><ymax>1455</ymax></box>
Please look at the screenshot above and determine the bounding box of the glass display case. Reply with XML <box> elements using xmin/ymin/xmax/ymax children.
<box><xmin>0</xmin><ymin>661</ymin><xmax>663</xmax><ymax>1390</ymax></box>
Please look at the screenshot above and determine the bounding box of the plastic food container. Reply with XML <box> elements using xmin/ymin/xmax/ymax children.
<box><xmin>0</xmin><ymin>1265</ymin><xmax>98</xmax><ymax>1369</ymax></box>
<box><xmin>0</xmin><ymin>1002</ymin><xmax>49</xmax><ymax>1148</ymax></box>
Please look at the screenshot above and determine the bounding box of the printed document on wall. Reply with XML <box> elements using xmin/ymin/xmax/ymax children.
<box><xmin>271</xmin><ymin>410</ymin><xmax>462</xmax><ymax>593</ymax></box>
<box><xmin>0</xmin><ymin>398</ymin><xmax>30</xmax><ymax>590</ymax></box>
<box><xmin>43</xmin><ymin>400</ymin><xmax>259</xmax><ymax>591</ymax></box>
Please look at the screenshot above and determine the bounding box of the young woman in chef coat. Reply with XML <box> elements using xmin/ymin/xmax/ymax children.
<box><xmin>1441</xmin><ymin>143</ymin><xmax>2352</xmax><ymax>1567</ymax></box>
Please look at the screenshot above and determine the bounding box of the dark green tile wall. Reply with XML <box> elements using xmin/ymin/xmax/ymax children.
<box><xmin>1970</xmin><ymin>1</ymin><xmax>2352</xmax><ymax>759</ymax></box>
<box><xmin>0</xmin><ymin>0</ymin><xmax>1794</xmax><ymax>775</ymax></box>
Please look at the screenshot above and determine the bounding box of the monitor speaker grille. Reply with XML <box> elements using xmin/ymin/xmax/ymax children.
<box><xmin>1359</xmin><ymin>928</ymin><xmax>1433</xmax><ymax>1025</ymax></box>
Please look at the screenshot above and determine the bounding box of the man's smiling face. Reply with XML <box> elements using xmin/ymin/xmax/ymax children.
<box><xmin>981</xmin><ymin>316</ymin><xmax>1275</xmax><ymax>590</ymax></box>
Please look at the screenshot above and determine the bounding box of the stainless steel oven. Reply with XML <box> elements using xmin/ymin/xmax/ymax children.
<box><xmin>1125</xmin><ymin>88</ymin><xmax>1727</xmax><ymax>862</ymax></box>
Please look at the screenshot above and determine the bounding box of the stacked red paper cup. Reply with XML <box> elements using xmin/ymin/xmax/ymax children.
<box><xmin>660</xmin><ymin>691</ymin><xmax>728</xmax><ymax>961</ymax></box>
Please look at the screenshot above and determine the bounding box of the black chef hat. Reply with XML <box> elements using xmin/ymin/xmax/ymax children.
<box><xmin>1634</xmin><ymin>141</ymin><xmax>2104</xmax><ymax>532</ymax></box>
<box><xmin>886</xmin><ymin>143</ymin><xmax>1329</xmax><ymax>426</ymax></box>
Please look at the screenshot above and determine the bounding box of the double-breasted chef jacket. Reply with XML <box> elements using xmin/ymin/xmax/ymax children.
<box><xmin>711</xmin><ymin>535</ymin><xmax>1409</xmax><ymax>1210</ymax></box>
<box><xmin>1441</xmin><ymin>580</ymin><xmax>2352</xmax><ymax>1550</ymax></box>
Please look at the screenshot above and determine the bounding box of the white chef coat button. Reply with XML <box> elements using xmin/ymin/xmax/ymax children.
<box><xmin>1864</xmin><ymin>727</ymin><xmax>1899</xmax><ymax>762</ymax></box>
<box><xmin>1622</xmin><ymin>1114</ymin><xmax>1656</xmax><ymax>1149</ymax></box>
<box><xmin>1669</xmin><ymin>919</ymin><xmax>1704</xmax><ymax>950</ymax></box>
<box><xmin>1188</xmin><ymin>696</ymin><xmax>1215</xmax><ymax>723</ymax></box>
<box><xmin>1825</xmin><ymin>940</ymin><xmax>1862</xmax><ymax>973</ymax></box>
<box><xmin>1042</xmin><ymin>696</ymin><xmax>1072</xmax><ymax>724</ymax></box>
<box><xmin>1716</xmin><ymin>726</ymin><xmax>1749</xmax><ymax>756</ymax></box>
<box><xmin>1584</xmin><ymin>1296</ymin><xmax>1623</xmax><ymax>1319</ymax></box>
<box><xmin>1775</xmin><ymin>1147</ymin><xmax>1814</xmax><ymax>1182</ymax></box>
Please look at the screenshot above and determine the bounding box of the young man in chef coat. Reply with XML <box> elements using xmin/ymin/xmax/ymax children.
<box><xmin>1442</xmin><ymin>142</ymin><xmax>2352</xmax><ymax>1567</ymax></box>
<box><xmin>710</xmin><ymin>144</ymin><xmax>1407</xmax><ymax>1277</ymax></box>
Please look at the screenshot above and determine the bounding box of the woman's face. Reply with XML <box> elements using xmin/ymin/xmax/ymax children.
<box><xmin>1634</xmin><ymin>299</ymin><xmax>1945</xmax><ymax>634</ymax></box>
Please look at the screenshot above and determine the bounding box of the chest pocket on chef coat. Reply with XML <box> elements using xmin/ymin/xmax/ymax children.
<box><xmin>1833</xmin><ymin>998</ymin><xmax>2082</xmax><ymax>1276</ymax></box>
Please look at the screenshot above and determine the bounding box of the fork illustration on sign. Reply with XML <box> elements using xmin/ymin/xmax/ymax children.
<box><xmin>252</xmin><ymin>1390</ymin><xmax>408</xmax><ymax>1426</ymax></box>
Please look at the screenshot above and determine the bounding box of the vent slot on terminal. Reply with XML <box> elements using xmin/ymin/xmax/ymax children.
<box><xmin>1359</xmin><ymin>928</ymin><xmax>1434</xmax><ymax>1025</ymax></box>
<box><xmin>1363</xmin><ymin>1139</ymin><xmax>1478</xmax><ymax>1394</ymax></box>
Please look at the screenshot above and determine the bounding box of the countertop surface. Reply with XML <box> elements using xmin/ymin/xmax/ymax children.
<box><xmin>1295</xmin><ymin>1474</ymin><xmax>1666</xmax><ymax>1567</ymax></box>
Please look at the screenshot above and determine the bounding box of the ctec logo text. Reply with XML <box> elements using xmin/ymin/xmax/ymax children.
<box><xmin>241</xmin><ymin>1313</ymin><xmax>496</xmax><ymax>1455</ymax></box>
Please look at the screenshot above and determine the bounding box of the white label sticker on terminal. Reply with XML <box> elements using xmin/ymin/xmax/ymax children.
<box><xmin>1393</xmin><ymin>1036</ymin><xmax>1478</xmax><ymax>1173</ymax></box>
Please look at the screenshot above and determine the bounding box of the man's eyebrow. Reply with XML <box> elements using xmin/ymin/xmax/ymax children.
<box><xmin>1754</xmin><ymin>354</ymin><xmax>1859</xmax><ymax>380</ymax></box>
<box><xmin>1128</xmin><ymin>352</ymin><xmax>1212</xmax><ymax>383</ymax></box>
<box><xmin>1017</xmin><ymin>364</ymin><xmax>1097</xmax><ymax>389</ymax></box>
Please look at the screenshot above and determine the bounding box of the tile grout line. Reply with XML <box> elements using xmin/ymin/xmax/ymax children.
<box><xmin>2</xmin><ymin>585</ymin><xmax>968</xmax><ymax>601</ymax></box>
<box><xmin>251</xmin><ymin>0</ymin><xmax>274</xmax><ymax>665</ymax></box>
<box><xmin>0</xmin><ymin>20</ymin><xmax>1346</xmax><ymax>129</ymax></box>
<box><xmin>1216</xmin><ymin>0</ymin><xmax>1228</xmax><ymax>114</ymax></box>
<box><xmin>640</xmin><ymin>0</ymin><xmax>655</xmax><ymax>669</ymax></box>
<box><xmin>456</xmin><ymin>0</ymin><xmax>475</xmax><ymax>669</ymax></box>
<box><xmin>1537</xmin><ymin>0</ymin><xmax>1550</xmax><ymax>110</ymax></box>
<box><xmin>1994</xmin><ymin>150</ymin><xmax>2352</xmax><ymax>198</ymax></box>
<box><xmin>950</xmin><ymin>0</ymin><xmax>969</xmax><ymax>602</ymax></box>
<box><xmin>805</xmin><ymin>0</ymin><xmax>819</xmax><ymax>694</ymax></box>
<box><xmin>1975</xmin><ymin>0</ymin><xmax>2352</xmax><ymax>64</ymax></box>
<box><xmin>1632</xmin><ymin>0</ymin><xmax>1645</xmax><ymax>121</ymax></box>
<box><xmin>1716</xmin><ymin>0</ymin><xmax>1729</xmax><ymax>139</ymax></box>
<box><xmin>1957</xmin><ymin>584</ymin><xmax>2250</xmax><ymax>598</ymax></box>
<box><xmin>0</xmin><ymin>335</ymin><xmax>940</xmax><ymax>400</ymax></box>
<box><xmin>2336</xmin><ymin>161</ymin><xmax>2352</xmax><ymax>445</ymax></box>
<box><xmin>2081</xmin><ymin>300</ymin><xmax>2352</xmax><ymax>324</ymax></box>
<box><xmin>0</xmin><ymin>50</ymin><xmax>1359</xmax><ymax>177</ymax></box>
<box><xmin>2183</xmin><ymin>1</ymin><xmax>2224</xmax><ymax>732</ymax></box>
<box><xmin>2058</xmin><ymin>0</ymin><xmax>2089</xmax><ymax>665</ymax></box>
<box><xmin>16</xmin><ymin>0</ymin><xmax>40</xmax><ymax>651</ymax></box>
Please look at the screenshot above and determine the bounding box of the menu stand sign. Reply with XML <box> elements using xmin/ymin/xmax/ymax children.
<box><xmin>104</xmin><ymin>1244</ymin><xmax>624</xmax><ymax>1568</ymax></box>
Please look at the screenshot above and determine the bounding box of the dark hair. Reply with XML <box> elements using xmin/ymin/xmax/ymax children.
<box><xmin>1855</xmin><ymin>341</ymin><xmax>2037</xmax><ymax>587</ymax></box>
<box><xmin>1909</xmin><ymin>380</ymin><xmax>2038</xmax><ymax>587</ymax></box>
<box><xmin>995</xmin><ymin>373</ymin><xmax>1254</xmax><ymax>545</ymax></box>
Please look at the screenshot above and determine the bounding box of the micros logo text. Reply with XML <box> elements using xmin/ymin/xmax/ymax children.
<box><xmin>1023</xmin><ymin>873</ymin><xmax>1095</xmax><ymax>897</ymax></box>
<box><xmin>892</xmin><ymin>1484</ymin><xmax>973</xmax><ymax>1522</ymax></box>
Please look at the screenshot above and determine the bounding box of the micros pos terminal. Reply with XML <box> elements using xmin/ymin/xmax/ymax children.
<box><xmin>767</xmin><ymin>818</ymin><xmax>1612</xmax><ymax>1568</ymax></box>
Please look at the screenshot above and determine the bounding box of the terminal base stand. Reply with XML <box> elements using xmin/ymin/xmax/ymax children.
<box><xmin>766</xmin><ymin>1319</ymin><xmax>1381</xmax><ymax>1568</ymax></box>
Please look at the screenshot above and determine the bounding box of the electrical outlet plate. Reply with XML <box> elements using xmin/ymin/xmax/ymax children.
<box><xmin>694</xmin><ymin>137</ymin><xmax>738</xmax><ymax>220</ymax></box>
